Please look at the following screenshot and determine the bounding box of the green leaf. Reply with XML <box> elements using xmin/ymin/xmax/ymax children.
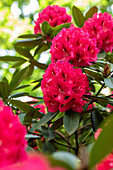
<box><xmin>52</xmin><ymin>117</ymin><xmax>63</xmax><ymax>130</ymax></box>
<box><xmin>50</xmin><ymin>23</ymin><xmax>71</xmax><ymax>39</ymax></box>
<box><xmin>104</xmin><ymin>77</ymin><xmax>113</xmax><ymax>88</ymax></box>
<box><xmin>105</xmin><ymin>54</ymin><xmax>113</xmax><ymax>63</ymax></box>
<box><xmin>89</xmin><ymin>114</ymin><xmax>113</xmax><ymax>168</ymax></box>
<box><xmin>14</xmin><ymin>38</ymin><xmax>44</xmax><ymax>48</ymax></box>
<box><xmin>0</xmin><ymin>56</ymin><xmax>26</xmax><ymax>62</ymax></box>
<box><xmin>32</xmin><ymin>82</ymin><xmax>41</xmax><ymax>91</ymax></box>
<box><xmin>49</xmin><ymin>157</ymin><xmax>73</xmax><ymax>170</ymax></box>
<box><xmin>18</xmin><ymin>33</ymin><xmax>42</xmax><ymax>38</ymax></box>
<box><xmin>42</xmin><ymin>141</ymin><xmax>56</xmax><ymax>153</ymax></box>
<box><xmin>52</xmin><ymin>151</ymin><xmax>80</xmax><ymax>170</ymax></box>
<box><xmin>97</xmin><ymin>51</ymin><xmax>106</xmax><ymax>59</ymax></box>
<box><xmin>36</xmin><ymin>111</ymin><xmax>58</xmax><ymax>127</ymax></box>
<box><xmin>32</xmin><ymin>78</ymin><xmax>43</xmax><ymax>83</ymax></box>
<box><xmin>85</xmin><ymin>68</ymin><xmax>103</xmax><ymax>81</ymax></box>
<box><xmin>12</xmin><ymin>60</ymin><xmax>26</xmax><ymax>68</ymax></box>
<box><xmin>41</xmin><ymin>21</ymin><xmax>50</xmax><ymax>34</ymax></box>
<box><xmin>9</xmin><ymin>99</ymin><xmax>42</xmax><ymax>119</ymax></box>
<box><xmin>72</xmin><ymin>5</ymin><xmax>85</xmax><ymax>27</ymax></box>
<box><xmin>31</xmin><ymin>59</ymin><xmax>48</xmax><ymax>69</ymax></box>
<box><xmin>26</xmin><ymin>146</ymin><xmax>36</xmax><ymax>152</ymax></box>
<box><xmin>85</xmin><ymin>6</ymin><xmax>98</xmax><ymax>20</ymax></box>
<box><xmin>91</xmin><ymin>110</ymin><xmax>104</xmax><ymax>132</ymax></box>
<box><xmin>42</xmin><ymin>127</ymin><xmax>55</xmax><ymax>141</ymax></box>
<box><xmin>63</xmin><ymin>110</ymin><xmax>80</xmax><ymax>135</ymax></box>
<box><xmin>9</xmin><ymin>67</ymin><xmax>29</xmax><ymax>92</ymax></box>
<box><xmin>26</xmin><ymin>134</ymin><xmax>40</xmax><ymax>139</ymax></box>
<box><xmin>9</xmin><ymin>92</ymin><xmax>29</xmax><ymax>99</ymax></box>
<box><xmin>34</xmin><ymin>44</ymin><xmax>49</xmax><ymax>56</ymax></box>
<box><xmin>26</xmin><ymin>64</ymin><xmax>34</xmax><ymax>79</ymax></box>
<box><xmin>0</xmin><ymin>81</ymin><xmax>10</xmax><ymax>99</ymax></box>
<box><xmin>15</xmin><ymin>85</ymin><xmax>30</xmax><ymax>90</ymax></box>
<box><xmin>18</xmin><ymin>113</ymin><xmax>25</xmax><ymax>123</ymax></box>
<box><xmin>14</xmin><ymin>46</ymin><xmax>32</xmax><ymax>59</ymax></box>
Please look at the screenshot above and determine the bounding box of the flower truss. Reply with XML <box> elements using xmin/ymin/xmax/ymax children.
<box><xmin>83</xmin><ymin>12</ymin><xmax>113</xmax><ymax>53</ymax></box>
<box><xmin>50</xmin><ymin>26</ymin><xmax>98</xmax><ymax>67</ymax></box>
<box><xmin>34</xmin><ymin>5</ymin><xmax>72</xmax><ymax>34</ymax></box>
<box><xmin>41</xmin><ymin>61</ymin><xmax>90</xmax><ymax>113</ymax></box>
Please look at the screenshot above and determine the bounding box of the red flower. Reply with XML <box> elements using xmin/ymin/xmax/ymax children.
<box><xmin>50</xmin><ymin>26</ymin><xmax>98</xmax><ymax>67</ymax></box>
<box><xmin>34</xmin><ymin>5</ymin><xmax>71</xmax><ymax>34</ymax></box>
<box><xmin>41</xmin><ymin>61</ymin><xmax>90</xmax><ymax>113</ymax></box>
<box><xmin>0</xmin><ymin>100</ymin><xmax>27</xmax><ymax>168</ymax></box>
<box><xmin>82</xmin><ymin>12</ymin><xmax>113</xmax><ymax>53</ymax></box>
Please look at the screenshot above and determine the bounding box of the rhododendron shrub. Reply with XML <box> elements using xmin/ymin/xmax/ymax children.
<box><xmin>0</xmin><ymin>100</ymin><xmax>27</xmax><ymax>168</ymax></box>
<box><xmin>41</xmin><ymin>61</ymin><xmax>90</xmax><ymax>113</ymax></box>
<box><xmin>82</xmin><ymin>12</ymin><xmax>113</xmax><ymax>53</ymax></box>
<box><xmin>34</xmin><ymin>5</ymin><xmax>72</xmax><ymax>34</ymax></box>
<box><xmin>50</xmin><ymin>26</ymin><xmax>99</xmax><ymax>67</ymax></box>
<box><xmin>2</xmin><ymin>3</ymin><xmax>113</xmax><ymax>170</ymax></box>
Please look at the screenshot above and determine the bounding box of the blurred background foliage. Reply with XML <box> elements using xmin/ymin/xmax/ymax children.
<box><xmin>0</xmin><ymin>0</ymin><xmax>113</xmax><ymax>96</ymax></box>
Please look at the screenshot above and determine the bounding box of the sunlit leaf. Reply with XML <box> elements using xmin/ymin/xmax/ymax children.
<box><xmin>72</xmin><ymin>5</ymin><xmax>85</xmax><ymax>27</ymax></box>
<box><xmin>85</xmin><ymin>6</ymin><xmax>98</xmax><ymax>20</ymax></box>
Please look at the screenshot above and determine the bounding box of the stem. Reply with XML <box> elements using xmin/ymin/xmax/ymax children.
<box><xmin>55</xmin><ymin>131</ymin><xmax>72</xmax><ymax>146</ymax></box>
<box><xmin>95</xmin><ymin>83</ymin><xmax>105</xmax><ymax>96</ymax></box>
<box><xmin>75</xmin><ymin>130</ymin><xmax>79</xmax><ymax>155</ymax></box>
<box><xmin>54</xmin><ymin>139</ymin><xmax>75</xmax><ymax>150</ymax></box>
<box><xmin>78</xmin><ymin>123</ymin><xmax>91</xmax><ymax>132</ymax></box>
<box><xmin>81</xmin><ymin>130</ymin><xmax>93</xmax><ymax>143</ymax></box>
<box><xmin>80</xmin><ymin>108</ymin><xmax>96</xmax><ymax>115</ymax></box>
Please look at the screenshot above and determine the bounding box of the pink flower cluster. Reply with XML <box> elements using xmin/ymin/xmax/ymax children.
<box><xmin>95</xmin><ymin>129</ymin><xmax>113</xmax><ymax>170</ymax></box>
<box><xmin>82</xmin><ymin>12</ymin><xmax>113</xmax><ymax>53</ymax></box>
<box><xmin>4</xmin><ymin>153</ymin><xmax>65</xmax><ymax>170</ymax></box>
<box><xmin>41</xmin><ymin>61</ymin><xmax>90</xmax><ymax>113</ymax></box>
<box><xmin>0</xmin><ymin>100</ymin><xmax>27</xmax><ymax>168</ymax></box>
<box><xmin>34</xmin><ymin>5</ymin><xmax>71</xmax><ymax>34</ymax></box>
<box><xmin>50</xmin><ymin>26</ymin><xmax>98</xmax><ymax>67</ymax></box>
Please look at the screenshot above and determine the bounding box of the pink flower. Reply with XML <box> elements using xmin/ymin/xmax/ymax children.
<box><xmin>82</xmin><ymin>12</ymin><xmax>113</xmax><ymax>53</ymax></box>
<box><xmin>3</xmin><ymin>153</ymin><xmax>66</xmax><ymax>170</ymax></box>
<box><xmin>94</xmin><ymin>128</ymin><xmax>102</xmax><ymax>140</ymax></box>
<box><xmin>96</xmin><ymin>153</ymin><xmax>113</xmax><ymax>170</ymax></box>
<box><xmin>34</xmin><ymin>5</ymin><xmax>72</xmax><ymax>34</ymax></box>
<box><xmin>0</xmin><ymin>100</ymin><xmax>27</xmax><ymax>168</ymax></box>
<box><xmin>50</xmin><ymin>26</ymin><xmax>98</xmax><ymax>67</ymax></box>
<box><xmin>41</xmin><ymin>61</ymin><xmax>90</xmax><ymax>113</ymax></box>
